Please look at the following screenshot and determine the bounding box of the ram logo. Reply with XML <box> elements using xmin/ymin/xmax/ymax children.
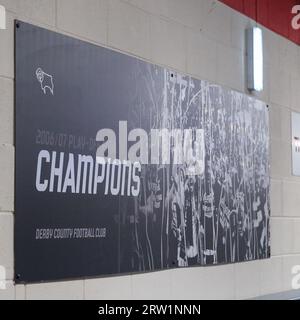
<box><xmin>294</xmin><ymin>136</ymin><xmax>300</xmax><ymax>153</ymax></box>
<box><xmin>36</xmin><ymin>67</ymin><xmax>54</xmax><ymax>95</ymax></box>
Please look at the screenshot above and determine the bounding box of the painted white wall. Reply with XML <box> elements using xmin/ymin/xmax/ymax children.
<box><xmin>0</xmin><ymin>0</ymin><xmax>300</xmax><ymax>300</ymax></box>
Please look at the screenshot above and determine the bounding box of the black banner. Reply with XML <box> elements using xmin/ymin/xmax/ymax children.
<box><xmin>15</xmin><ymin>21</ymin><xmax>270</xmax><ymax>283</ymax></box>
<box><xmin>0</xmin><ymin>300</ymin><xmax>298</xmax><ymax>315</ymax></box>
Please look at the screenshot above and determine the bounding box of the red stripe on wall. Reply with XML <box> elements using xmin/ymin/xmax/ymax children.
<box><xmin>220</xmin><ymin>0</ymin><xmax>300</xmax><ymax>45</ymax></box>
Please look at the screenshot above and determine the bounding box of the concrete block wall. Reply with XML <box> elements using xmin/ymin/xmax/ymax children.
<box><xmin>0</xmin><ymin>0</ymin><xmax>299</xmax><ymax>300</ymax></box>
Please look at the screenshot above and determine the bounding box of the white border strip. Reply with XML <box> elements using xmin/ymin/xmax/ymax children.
<box><xmin>0</xmin><ymin>5</ymin><xmax>6</xmax><ymax>30</ymax></box>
